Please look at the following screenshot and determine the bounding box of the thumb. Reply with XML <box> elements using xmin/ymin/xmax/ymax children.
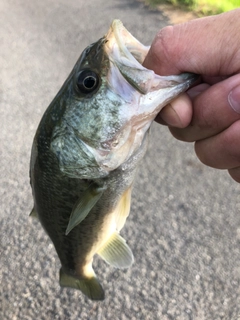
<box><xmin>143</xmin><ymin>9</ymin><xmax>240</xmax><ymax>76</ymax></box>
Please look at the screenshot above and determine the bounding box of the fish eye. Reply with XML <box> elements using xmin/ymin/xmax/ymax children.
<box><xmin>76</xmin><ymin>69</ymin><xmax>99</xmax><ymax>94</ymax></box>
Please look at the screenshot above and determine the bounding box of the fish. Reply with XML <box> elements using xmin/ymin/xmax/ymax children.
<box><xmin>30</xmin><ymin>19</ymin><xmax>197</xmax><ymax>301</ymax></box>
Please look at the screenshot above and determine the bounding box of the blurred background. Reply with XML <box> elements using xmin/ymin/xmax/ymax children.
<box><xmin>145</xmin><ymin>0</ymin><xmax>240</xmax><ymax>16</ymax></box>
<box><xmin>1</xmin><ymin>0</ymin><xmax>240</xmax><ymax>319</ymax></box>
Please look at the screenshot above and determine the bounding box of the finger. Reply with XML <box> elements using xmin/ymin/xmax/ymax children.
<box><xmin>228</xmin><ymin>167</ymin><xmax>240</xmax><ymax>183</ymax></box>
<box><xmin>202</xmin><ymin>76</ymin><xmax>228</xmax><ymax>85</ymax></box>
<box><xmin>143</xmin><ymin>9</ymin><xmax>240</xmax><ymax>76</ymax></box>
<box><xmin>194</xmin><ymin>120</ymin><xmax>240</xmax><ymax>170</ymax></box>
<box><xmin>155</xmin><ymin>93</ymin><xmax>192</xmax><ymax>128</ymax></box>
<box><xmin>187</xmin><ymin>83</ymin><xmax>210</xmax><ymax>99</ymax></box>
<box><xmin>169</xmin><ymin>74</ymin><xmax>240</xmax><ymax>142</ymax></box>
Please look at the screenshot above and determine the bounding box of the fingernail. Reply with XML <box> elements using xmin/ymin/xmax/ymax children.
<box><xmin>228</xmin><ymin>85</ymin><xmax>240</xmax><ymax>114</ymax></box>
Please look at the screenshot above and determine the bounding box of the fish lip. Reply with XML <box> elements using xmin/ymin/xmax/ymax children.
<box><xmin>104</xmin><ymin>19</ymin><xmax>149</xmax><ymax>66</ymax></box>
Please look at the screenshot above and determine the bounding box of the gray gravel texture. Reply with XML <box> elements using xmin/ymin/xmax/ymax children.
<box><xmin>1</xmin><ymin>0</ymin><xmax>240</xmax><ymax>319</ymax></box>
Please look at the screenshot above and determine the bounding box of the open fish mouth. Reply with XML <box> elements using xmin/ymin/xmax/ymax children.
<box><xmin>90</xmin><ymin>20</ymin><xmax>198</xmax><ymax>171</ymax></box>
<box><xmin>104</xmin><ymin>19</ymin><xmax>197</xmax><ymax>97</ymax></box>
<box><xmin>105</xmin><ymin>20</ymin><xmax>149</xmax><ymax>70</ymax></box>
<box><xmin>104</xmin><ymin>19</ymin><xmax>158</xmax><ymax>97</ymax></box>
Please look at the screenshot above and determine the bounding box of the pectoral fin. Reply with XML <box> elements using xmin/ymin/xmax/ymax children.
<box><xmin>97</xmin><ymin>232</ymin><xmax>134</xmax><ymax>269</ymax></box>
<box><xmin>65</xmin><ymin>183</ymin><xmax>106</xmax><ymax>235</ymax></box>
<box><xmin>59</xmin><ymin>268</ymin><xmax>104</xmax><ymax>301</ymax></box>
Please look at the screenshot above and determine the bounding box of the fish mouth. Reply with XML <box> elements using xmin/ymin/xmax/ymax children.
<box><xmin>104</xmin><ymin>20</ymin><xmax>154</xmax><ymax>96</ymax></box>
<box><xmin>104</xmin><ymin>20</ymin><xmax>198</xmax><ymax>97</ymax></box>
<box><xmin>105</xmin><ymin>20</ymin><xmax>149</xmax><ymax>70</ymax></box>
<box><xmin>90</xmin><ymin>20</ymin><xmax>197</xmax><ymax>172</ymax></box>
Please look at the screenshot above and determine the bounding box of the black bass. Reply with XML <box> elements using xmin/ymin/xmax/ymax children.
<box><xmin>30</xmin><ymin>20</ymin><xmax>197</xmax><ymax>300</ymax></box>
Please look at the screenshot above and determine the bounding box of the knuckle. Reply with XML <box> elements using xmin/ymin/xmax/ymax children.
<box><xmin>169</xmin><ymin>127</ymin><xmax>195</xmax><ymax>142</ymax></box>
<box><xmin>194</xmin><ymin>141</ymin><xmax>209</xmax><ymax>166</ymax></box>
<box><xmin>150</xmin><ymin>26</ymin><xmax>177</xmax><ymax>71</ymax></box>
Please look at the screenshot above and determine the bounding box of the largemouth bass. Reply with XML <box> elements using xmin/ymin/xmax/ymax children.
<box><xmin>30</xmin><ymin>20</ymin><xmax>197</xmax><ymax>300</ymax></box>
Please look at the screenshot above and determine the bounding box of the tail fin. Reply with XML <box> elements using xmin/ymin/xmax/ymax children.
<box><xmin>59</xmin><ymin>268</ymin><xmax>105</xmax><ymax>301</ymax></box>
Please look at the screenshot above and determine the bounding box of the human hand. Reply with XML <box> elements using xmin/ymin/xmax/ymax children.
<box><xmin>143</xmin><ymin>9</ymin><xmax>240</xmax><ymax>182</ymax></box>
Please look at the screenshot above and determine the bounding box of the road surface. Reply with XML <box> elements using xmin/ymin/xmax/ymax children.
<box><xmin>1</xmin><ymin>0</ymin><xmax>240</xmax><ymax>319</ymax></box>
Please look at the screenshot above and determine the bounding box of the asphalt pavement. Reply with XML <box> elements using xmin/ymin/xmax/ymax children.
<box><xmin>1</xmin><ymin>0</ymin><xmax>240</xmax><ymax>319</ymax></box>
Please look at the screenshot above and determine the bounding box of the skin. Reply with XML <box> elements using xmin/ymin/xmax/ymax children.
<box><xmin>143</xmin><ymin>9</ymin><xmax>240</xmax><ymax>182</ymax></box>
